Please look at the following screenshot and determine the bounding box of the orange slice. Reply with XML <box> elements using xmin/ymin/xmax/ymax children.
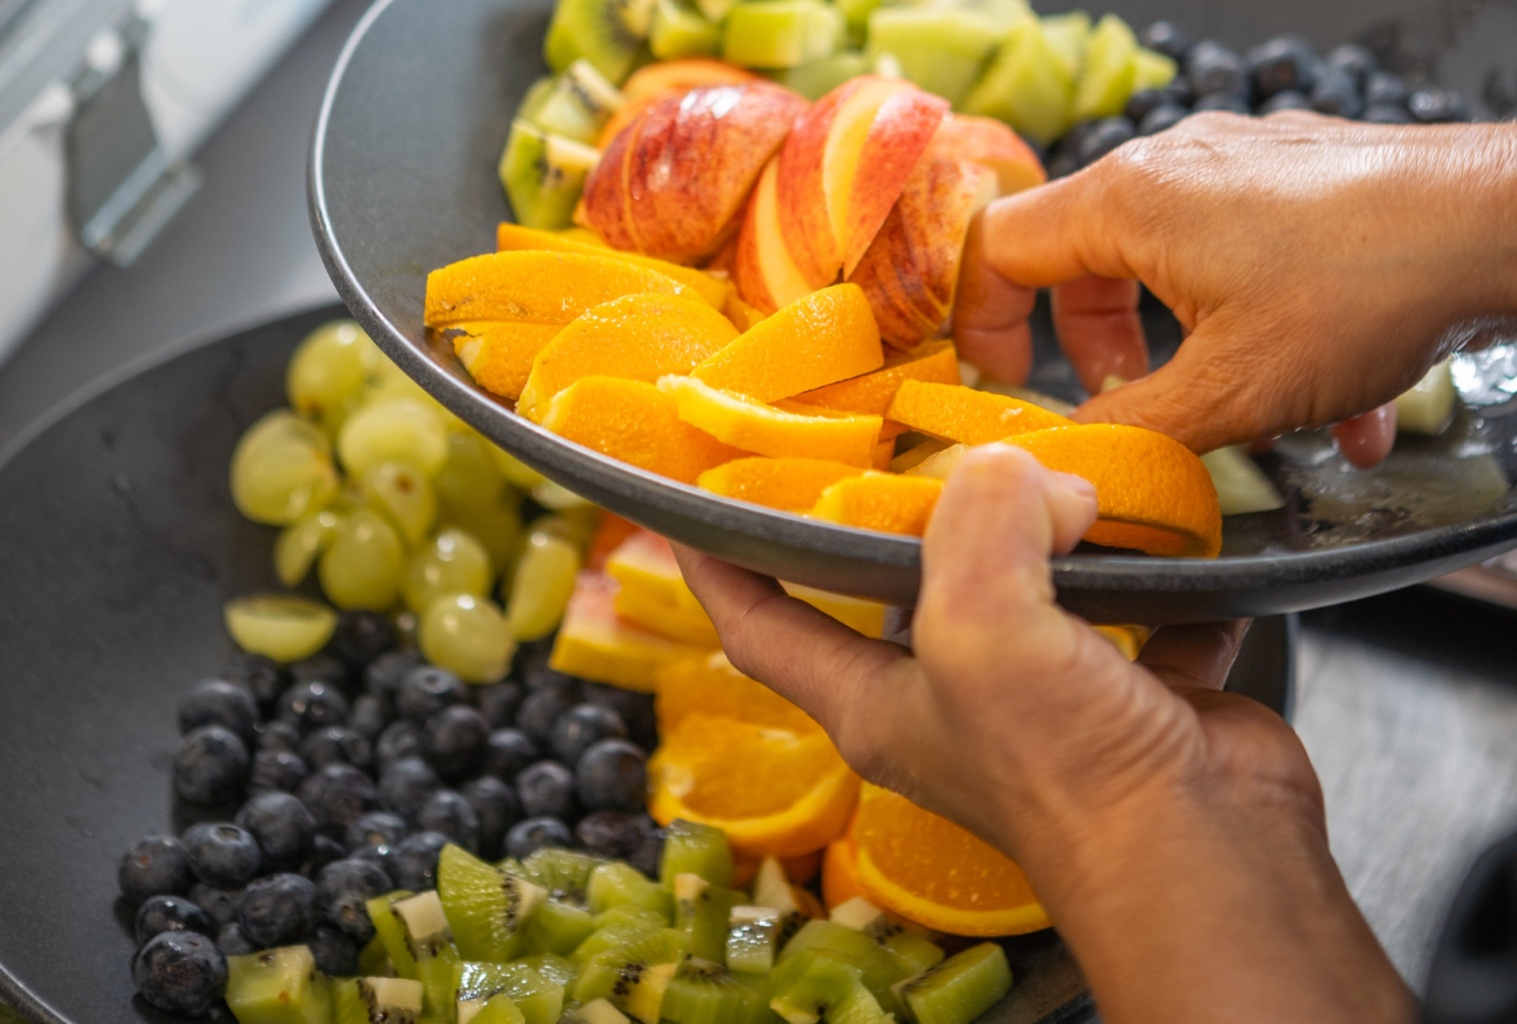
<box><xmin>517</xmin><ymin>293</ymin><xmax>738</xmax><ymax>422</ymax></box>
<box><xmin>496</xmin><ymin>223</ymin><xmax>730</xmax><ymax>307</ymax></box>
<box><xmin>821</xmin><ymin>839</ymin><xmax>865</xmax><ymax>912</ymax></box>
<box><xmin>697</xmin><ymin>457</ymin><xmax>868</xmax><ymax>512</ymax></box>
<box><xmin>655</xmin><ymin>651</ymin><xmax>823</xmax><ymax>735</ymax></box>
<box><xmin>614</xmin><ymin>585</ymin><xmax>721</xmax><ymax>648</ymax></box>
<box><xmin>649</xmin><ymin>711</ymin><xmax>860</xmax><ymax>858</ymax></box>
<box><xmin>724</xmin><ymin>292</ymin><xmax>768</xmax><ymax>332</ymax></box>
<box><xmin>691</xmin><ymin>284</ymin><xmax>885</xmax><ymax>402</ymax></box>
<box><xmin>811</xmin><ymin>472</ymin><xmax>944</xmax><ymax>536</ymax></box>
<box><xmin>798</xmin><ymin>340</ymin><xmax>961</xmax><ymax>417</ymax></box>
<box><xmin>548</xmin><ymin>572</ymin><xmax>711</xmax><ymax>692</ymax></box>
<box><xmin>604</xmin><ymin>531</ymin><xmax>699</xmax><ymax>611</ymax></box>
<box><xmin>850</xmin><ymin>784</ymin><xmax>1051</xmax><ymax>936</ymax></box>
<box><xmin>449</xmin><ymin>322</ymin><xmax>565</xmax><ymax>402</ymax></box>
<box><xmin>1094</xmin><ymin>624</ymin><xmax>1152</xmax><ymax>660</ymax></box>
<box><xmin>659</xmin><ymin>376</ymin><xmax>883</xmax><ymax>466</ymax></box>
<box><xmin>872</xmin><ymin>438</ymin><xmax>896</xmax><ymax>470</ymax></box>
<box><xmin>540</xmin><ymin>377</ymin><xmax>744</xmax><ymax>484</ymax></box>
<box><xmin>886</xmin><ymin>380</ymin><xmax>1074</xmax><ymax>444</ymax></box>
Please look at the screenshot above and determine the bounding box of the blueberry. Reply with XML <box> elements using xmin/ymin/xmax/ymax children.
<box><xmin>347</xmin><ymin>694</ymin><xmax>393</xmax><ymax>741</ymax></box>
<box><xmin>135</xmin><ymin>894</ymin><xmax>215</xmax><ymax>945</ymax></box>
<box><xmin>581</xmin><ymin>683</ymin><xmax>657</xmax><ymax>755</ymax></box>
<box><xmin>301</xmin><ymin>726</ymin><xmax>373</xmax><ymax>771</ymax></box>
<box><xmin>630</xmin><ymin>829</ymin><xmax>664</xmax><ymax>879</ymax></box>
<box><xmin>297</xmin><ymin>763</ymin><xmax>376</xmax><ymax>831</ymax></box>
<box><xmin>482</xmin><ymin>729</ymin><xmax>539</xmax><ymax>782</ymax></box>
<box><xmin>378</xmin><ymin>757</ymin><xmax>442</xmax><ymax>822</ymax></box>
<box><xmin>1186</xmin><ymin>40</ymin><xmax>1246</xmax><ymax>99</ymax></box>
<box><xmin>326</xmin><ymin>611</ymin><xmax>399</xmax><ymax>671</ymax></box>
<box><xmin>217</xmin><ymin>922</ymin><xmax>255</xmax><ymax>956</ymax></box>
<box><xmin>183</xmin><ymin>822</ymin><xmax>262</xmax><ymax>889</ymax></box>
<box><xmin>1258</xmin><ymin>90</ymin><xmax>1312</xmax><ymax>115</ymax></box>
<box><xmin>397</xmin><ymin>666</ymin><xmax>469</xmax><ymax>724</ymax></box>
<box><xmin>505</xmin><ymin>817</ymin><xmax>575</xmax><ymax>860</ymax></box>
<box><xmin>523</xmin><ymin>663</ymin><xmax>581</xmax><ymax>695</ymax></box>
<box><xmin>280</xmin><ymin>680</ymin><xmax>350</xmax><ymax>733</ymax></box>
<box><xmin>345</xmin><ymin>811</ymin><xmax>410</xmax><ymax>852</ymax></box>
<box><xmin>119</xmin><ymin>836</ymin><xmax>193</xmax><ymax>906</ymax></box>
<box><xmin>235</xmin><ymin>792</ymin><xmax>317</xmax><ymax>872</ymax></box>
<box><xmin>132</xmin><ymin>931</ymin><xmax>227</xmax><ymax>1016</ymax></box>
<box><xmin>365</xmin><ymin>649</ymin><xmax>423</xmax><ymax>701</ymax></box>
<box><xmin>257</xmin><ymin>720</ymin><xmax>304</xmax><ymax>755</ymax></box>
<box><xmin>316</xmin><ymin>859</ymin><xmax>392</xmax><ymax>942</ymax></box>
<box><xmin>249</xmin><ymin>750</ymin><xmax>309</xmax><ymax>795</ymax></box>
<box><xmin>1139</xmin><ymin>103</ymin><xmax>1190</xmax><ymax>135</ymax></box>
<box><xmin>418</xmin><ymin>789</ymin><xmax>478</xmax><ymax>850</ymax></box>
<box><xmin>421</xmin><ymin>705</ymin><xmax>489</xmax><ymax>781</ymax></box>
<box><xmin>575</xmin><ymin>740</ymin><xmax>647</xmax><ymax>813</ymax></box>
<box><xmin>350</xmin><ymin>843</ymin><xmax>396</xmax><ymax>886</ymax></box>
<box><xmin>1310</xmin><ymin>67</ymin><xmax>1364</xmax><ymax>119</ymax></box>
<box><xmin>1125</xmin><ymin>88</ymin><xmax>1174</xmax><ymax>124</ymax></box>
<box><xmin>178</xmin><ymin>679</ymin><xmax>260</xmax><ymax>746</ymax></box>
<box><xmin>304</xmin><ymin>834</ymin><xmax>349</xmax><ymax>877</ymax></box>
<box><xmin>175</xmin><ymin>725</ymin><xmax>251</xmax><ymax>805</ymax></box>
<box><xmin>1075</xmin><ymin>117</ymin><xmax>1136</xmax><ymax>165</ymax></box>
<box><xmin>238</xmin><ymin>873</ymin><xmax>319</xmax><ymax>948</ymax></box>
<box><xmin>226</xmin><ymin>652</ymin><xmax>290</xmax><ymax>715</ymax></box>
<box><xmin>1409</xmin><ymin>88</ymin><xmax>1470</xmax><ymax>123</ymax></box>
<box><xmin>550</xmin><ymin>704</ymin><xmax>627</xmax><ymax>766</ymax></box>
<box><xmin>461</xmin><ymin>776</ymin><xmax>518</xmax><ymax>861</ymax></box>
<box><xmin>291</xmin><ymin>652</ymin><xmax>353</xmax><ymax>696</ymax></box>
<box><xmin>575</xmin><ymin>811</ymin><xmax>651</xmax><ymax>860</ymax></box>
<box><xmin>1363</xmin><ymin>103</ymin><xmax>1413</xmax><ymax>124</ymax></box>
<box><xmin>1139</xmin><ymin>20</ymin><xmax>1193</xmax><ymax>63</ymax></box>
<box><xmin>1193</xmin><ymin>92</ymin><xmax>1251</xmax><ymax>115</ymax></box>
<box><xmin>390</xmin><ymin>831</ymin><xmax>450</xmax><ymax>891</ymax></box>
<box><xmin>1246</xmin><ymin>35</ymin><xmax>1317</xmax><ymax>98</ymax></box>
<box><xmin>476</xmin><ymin>681</ymin><xmax>525</xmax><ymax>729</ymax></box>
<box><xmin>516</xmin><ymin>687</ymin><xmax>577</xmax><ymax>748</ymax></box>
<box><xmin>188</xmin><ymin>884</ymin><xmax>243</xmax><ymax>929</ymax></box>
<box><xmin>1045</xmin><ymin>150</ymin><xmax>1081</xmax><ymax>179</ymax></box>
<box><xmin>1365</xmin><ymin>71</ymin><xmax>1409</xmax><ymax>109</ymax></box>
<box><xmin>1326</xmin><ymin>43</ymin><xmax>1377</xmax><ymax>83</ymax></box>
<box><xmin>375</xmin><ymin>720</ymin><xmax>422</xmax><ymax>773</ymax></box>
<box><xmin>517</xmin><ymin>761</ymin><xmax>577</xmax><ymax>820</ymax></box>
<box><xmin>307</xmin><ymin>925</ymin><xmax>360</xmax><ymax>977</ymax></box>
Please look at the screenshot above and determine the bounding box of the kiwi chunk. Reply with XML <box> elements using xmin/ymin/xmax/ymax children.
<box><xmin>560</xmin><ymin>998</ymin><xmax>632</xmax><ymax>1024</ymax></box>
<box><xmin>770</xmin><ymin>951</ymin><xmax>891</xmax><ymax>1024</ymax></box>
<box><xmin>723</xmin><ymin>1</ymin><xmax>843</xmax><ymax>69</ymax></box>
<box><xmin>570</xmin><ymin>919</ymin><xmax>666</xmax><ymax>965</ymax></box>
<box><xmin>526</xmin><ymin>898</ymin><xmax>598</xmax><ymax>956</ymax></box>
<box><xmin>865</xmin><ymin>5</ymin><xmax>1022</xmax><ymax>107</ymax></box>
<box><xmin>1132</xmin><ymin>47</ymin><xmax>1178</xmax><ymax>91</ymax></box>
<box><xmin>517</xmin><ymin>849</ymin><xmax>606</xmax><ymax>902</ymax></box>
<box><xmin>518</xmin><ymin>952</ymin><xmax>578</xmax><ymax>990</ymax></box>
<box><xmin>517</xmin><ymin>76</ymin><xmax>558</xmax><ymax>126</ymax></box>
<box><xmin>543</xmin><ymin>0</ymin><xmax>656</xmax><ymax>82</ymax></box>
<box><xmin>458</xmin><ymin>962</ymin><xmax>565</xmax><ymax>1024</ymax></box>
<box><xmin>778</xmin><ymin>921</ymin><xmax>912</xmax><ymax>1016</ymax></box>
<box><xmin>499</xmin><ymin>120</ymin><xmax>601</xmax><ymax>231</ymax></box>
<box><xmin>1072</xmin><ymin>13</ymin><xmax>1139</xmax><ymax>121</ymax></box>
<box><xmin>226</xmin><ymin>946</ymin><xmax>332</xmax><ymax>1024</ymax></box>
<box><xmin>725</xmin><ymin>905</ymin><xmax>784</xmax><ymax>973</ymax></box>
<box><xmin>661</xmin><ymin>957</ymin><xmax>771</xmax><ymax>1024</ymax></box>
<box><xmin>333</xmin><ymin>977</ymin><xmax>425</xmax><ymax>1024</ymax></box>
<box><xmin>829</xmin><ymin>897</ymin><xmax>945</xmax><ymax>976</ymax></box>
<box><xmin>765</xmin><ymin>53</ymin><xmax>869</xmax><ymax>100</ymax></box>
<box><xmin>460</xmin><ymin>993</ymin><xmax>527</xmax><ymax>1024</ymax></box>
<box><xmin>660</xmin><ymin>821</ymin><xmax>734</xmax><ymax>889</ymax></box>
<box><xmin>650</xmin><ymin>0</ymin><xmax>721</xmax><ymax>59</ymax></box>
<box><xmin>535</xmin><ymin>61</ymin><xmax>626</xmax><ymax>143</ymax></box>
<box><xmin>571</xmin><ymin>930</ymin><xmax>688</xmax><ymax>1022</ymax></box>
<box><xmin>1038</xmin><ymin>10</ymin><xmax>1091</xmax><ymax>77</ymax></box>
<box><xmin>367</xmin><ymin>891</ymin><xmax>420</xmax><ymax>980</ymax></box>
<box><xmin>439</xmin><ymin>843</ymin><xmax>549</xmax><ymax>962</ymax></box>
<box><xmin>891</xmin><ymin>943</ymin><xmax>1012</xmax><ymax>1024</ymax></box>
<box><xmin>587</xmin><ymin>862</ymin><xmax>674</xmax><ymax>919</ymax></box>
<box><xmin>390</xmin><ymin>891</ymin><xmax>464</xmax><ymax>1019</ymax></box>
<box><xmin>672</xmin><ymin>874</ymin><xmax>743</xmax><ymax>963</ymax></box>
<box><xmin>961</xmin><ymin>18</ymin><xmax>1075</xmax><ymax>144</ymax></box>
<box><xmin>357</xmin><ymin>934</ymin><xmax>391</xmax><ymax>978</ymax></box>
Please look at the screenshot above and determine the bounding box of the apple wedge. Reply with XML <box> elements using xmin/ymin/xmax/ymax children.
<box><xmin>847</xmin><ymin>158</ymin><xmax>998</xmax><ymax>348</ymax></box>
<box><xmin>926</xmin><ymin>114</ymin><xmax>1047</xmax><ymax>195</ymax></box>
<box><xmin>776</xmin><ymin>76</ymin><xmax>948</xmax><ymax>288</ymax></box>
<box><xmin>733</xmin><ymin>156</ymin><xmax>814</xmax><ymax>314</ymax></box>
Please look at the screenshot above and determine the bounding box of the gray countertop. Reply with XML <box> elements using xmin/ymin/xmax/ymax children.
<box><xmin>3</xmin><ymin>0</ymin><xmax>1516</xmax><ymax>1008</ymax></box>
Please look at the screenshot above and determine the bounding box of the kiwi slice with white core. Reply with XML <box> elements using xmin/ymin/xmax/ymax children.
<box><xmin>770</xmin><ymin>951</ymin><xmax>893</xmax><ymax>1024</ymax></box>
<box><xmin>961</xmin><ymin>18</ymin><xmax>1075</xmax><ymax>144</ymax></box>
<box><xmin>544</xmin><ymin>0</ymin><xmax>656</xmax><ymax>82</ymax></box>
<box><xmin>661</xmin><ymin>957</ymin><xmax>771</xmax><ymax>1024</ymax></box>
<box><xmin>535</xmin><ymin>61</ymin><xmax>625</xmax><ymax>143</ymax></box>
<box><xmin>752</xmin><ymin>856</ymin><xmax>811</xmax><ymax>947</ymax></box>
<box><xmin>892</xmin><ymin>942</ymin><xmax>1013</xmax><ymax>1024</ymax></box>
<box><xmin>499</xmin><ymin>121</ymin><xmax>600</xmax><ymax>231</ymax></box>
<box><xmin>518</xmin><ymin>76</ymin><xmax>558</xmax><ymax>125</ymax></box>
<box><xmin>588</xmin><ymin>862</ymin><xmax>674</xmax><ymax>918</ymax></box>
<box><xmin>571</xmin><ymin>930</ymin><xmax>687</xmax><ymax>1022</ymax></box>
<box><xmin>570</xmin><ymin>919</ymin><xmax>666</xmax><ymax>965</ymax></box>
<box><xmin>366</xmin><ymin>891</ymin><xmax>420</xmax><ymax>980</ymax></box>
<box><xmin>1072</xmin><ymin>13</ymin><xmax>1139</xmax><ymax>121</ymax></box>
<box><xmin>723</xmin><ymin>0</ymin><xmax>843</xmax><ymax>69</ymax></box>
<box><xmin>650</xmin><ymin>0</ymin><xmax>721</xmax><ymax>59</ymax></box>
<box><xmin>438</xmin><ymin>845</ymin><xmax>548</xmax><ymax>962</ymax></box>
<box><xmin>673</xmin><ymin>873</ymin><xmax>743</xmax><ymax>963</ymax></box>
<box><xmin>660</xmin><ymin>820</ymin><xmax>734</xmax><ymax>889</ymax></box>
<box><xmin>334</xmin><ymin>978</ymin><xmax>424</xmax><ymax>1024</ymax></box>
<box><xmin>829</xmin><ymin>898</ymin><xmax>945</xmax><ymax>976</ymax></box>
<box><xmin>725</xmin><ymin>905</ymin><xmax>784</xmax><ymax>973</ymax></box>
<box><xmin>394</xmin><ymin>891</ymin><xmax>454</xmax><ymax>958</ymax></box>
<box><xmin>458</xmin><ymin>962</ymin><xmax>565</xmax><ymax>1024</ymax></box>
<box><xmin>779</xmin><ymin>921</ymin><xmax>912</xmax><ymax>1016</ymax></box>
<box><xmin>864</xmin><ymin>5</ymin><xmax>1022</xmax><ymax>107</ymax></box>
<box><xmin>516</xmin><ymin>848</ymin><xmax>606</xmax><ymax>905</ymax></box>
<box><xmin>562</xmin><ymin>998</ymin><xmax>633</xmax><ymax>1024</ymax></box>
<box><xmin>226</xmin><ymin>946</ymin><xmax>333</xmax><ymax>1024</ymax></box>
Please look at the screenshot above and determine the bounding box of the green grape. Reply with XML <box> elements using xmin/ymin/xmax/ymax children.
<box><xmin>404</xmin><ymin>527</ymin><xmax>494</xmax><ymax>613</ymax></box>
<box><xmin>442</xmin><ymin>497</ymin><xmax>523</xmax><ymax>575</ymax></box>
<box><xmin>360</xmin><ymin>461</ymin><xmax>438</xmax><ymax>546</ymax></box>
<box><xmin>505</xmin><ymin>530</ymin><xmax>583</xmax><ymax>641</ymax></box>
<box><xmin>489</xmin><ymin>447</ymin><xmax>546</xmax><ymax>490</ymax></box>
<box><xmin>434</xmin><ymin>430</ymin><xmax>508</xmax><ymax>520</ymax></box>
<box><xmin>530</xmin><ymin>478</ymin><xmax>593</xmax><ymax>510</ymax></box>
<box><xmin>419</xmin><ymin>594</ymin><xmax>517</xmax><ymax>683</ymax></box>
<box><xmin>274</xmin><ymin>509</ymin><xmax>345</xmax><ymax>586</ymax></box>
<box><xmin>337</xmin><ymin>396</ymin><xmax>448</xmax><ymax>478</ymax></box>
<box><xmin>225</xmin><ymin>594</ymin><xmax>338</xmax><ymax>663</ymax></box>
<box><xmin>364</xmin><ymin>356</ymin><xmax>468</xmax><ymax>432</ymax></box>
<box><xmin>286</xmin><ymin>320</ymin><xmax>380</xmax><ymax>421</ymax></box>
<box><xmin>318</xmin><ymin>508</ymin><xmax>406</xmax><ymax>610</ymax></box>
<box><xmin>230</xmin><ymin>410</ymin><xmax>340</xmax><ymax>525</ymax></box>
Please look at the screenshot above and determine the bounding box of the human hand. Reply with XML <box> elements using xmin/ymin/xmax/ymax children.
<box><xmin>954</xmin><ymin>113</ymin><xmax>1517</xmax><ymax>465</ymax></box>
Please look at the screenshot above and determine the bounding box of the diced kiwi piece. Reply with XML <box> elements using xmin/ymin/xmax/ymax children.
<box><xmin>694</xmin><ymin>0</ymin><xmax>734</xmax><ymax>24</ymax></box>
<box><xmin>571</xmin><ymin>930</ymin><xmax>688</xmax><ymax>1022</ymax></box>
<box><xmin>516</xmin><ymin>849</ymin><xmax>606</xmax><ymax>904</ymax></box>
<box><xmin>587</xmin><ymin>861</ymin><xmax>674</xmax><ymax>919</ymax></box>
<box><xmin>835</xmin><ymin>0</ymin><xmax>882</xmax><ymax>38</ymax></box>
<box><xmin>368</xmin><ymin>891</ymin><xmax>420</xmax><ymax>981</ymax></box>
<box><xmin>830</xmin><ymin>898</ymin><xmax>945</xmax><ymax>976</ymax></box>
<box><xmin>660</xmin><ymin>820</ymin><xmax>734</xmax><ymax>889</ymax></box>
<box><xmin>764</xmin><ymin>52</ymin><xmax>869</xmax><ymax>100</ymax></box>
<box><xmin>519</xmin><ymin>952</ymin><xmax>577</xmax><ymax>990</ymax></box>
<box><xmin>725</xmin><ymin>906</ymin><xmax>784</xmax><ymax>974</ymax></box>
<box><xmin>770</xmin><ymin>951</ymin><xmax>891</xmax><ymax>1024</ymax></box>
<box><xmin>561</xmin><ymin>998</ymin><xmax>632</xmax><ymax>1024</ymax></box>
<box><xmin>570</xmin><ymin>920</ymin><xmax>665</xmax><ymax>965</ymax></box>
<box><xmin>649</xmin><ymin>0</ymin><xmax>721</xmax><ymax>59</ymax></box>
<box><xmin>459</xmin><ymin>962</ymin><xmax>565</xmax><ymax>1024</ymax></box>
<box><xmin>751</xmin><ymin>857</ymin><xmax>812</xmax><ymax>949</ymax></box>
<box><xmin>526</xmin><ymin>898</ymin><xmax>598</xmax><ymax>956</ymax></box>
<box><xmin>439</xmin><ymin>844</ymin><xmax>548</xmax><ymax>962</ymax></box>
<box><xmin>1039</xmin><ymin>10</ymin><xmax>1090</xmax><ymax>77</ymax></box>
<box><xmin>461</xmin><ymin>994</ymin><xmax>527</xmax><ymax>1024</ymax></box>
<box><xmin>593</xmin><ymin>905</ymin><xmax>671</xmax><ymax>932</ymax></box>
<box><xmin>962</xmin><ymin>18</ymin><xmax>1075</xmax><ymax>144</ymax></box>
<box><xmin>1072</xmin><ymin>13</ymin><xmax>1138</xmax><ymax>121</ymax></box>
<box><xmin>535</xmin><ymin>61</ymin><xmax>626</xmax><ymax>144</ymax></box>
<box><xmin>723</xmin><ymin>0</ymin><xmax>843</xmax><ymax>69</ymax></box>
<box><xmin>543</xmin><ymin>0</ymin><xmax>656</xmax><ymax>82</ymax></box>
<box><xmin>391</xmin><ymin>891</ymin><xmax>464</xmax><ymax>1018</ymax></box>
<box><xmin>499</xmin><ymin>121</ymin><xmax>601</xmax><ymax>231</ymax></box>
<box><xmin>661</xmin><ymin>957</ymin><xmax>771</xmax><ymax>1024</ymax></box>
<box><xmin>672</xmin><ymin>874</ymin><xmax>744</xmax><ymax>963</ymax></box>
<box><xmin>865</xmin><ymin>5</ymin><xmax>1022</xmax><ymax>107</ymax></box>
<box><xmin>778</xmin><ymin>921</ymin><xmax>912</xmax><ymax>1016</ymax></box>
<box><xmin>1132</xmin><ymin>47</ymin><xmax>1178</xmax><ymax>91</ymax></box>
<box><xmin>226</xmin><ymin>946</ymin><xmax>332</xmax><ymax>1024</ymax></box>
<box><xmin>518</xmin><ymin>76</ymin><xmax>558</xmax><ymax>126</ymax></box>
<box><xmin>357</xmin><ymin>934</ymin><xmax>391</xmax><ymax>978</ymax></box>
<box><xmin>333</xmin><ymin>977</ymin><xmax>425</xmax><ymax>1024</ymax></box>
<box><xmin>892</xmin><ymin>943</ymin><xmax>1012</xmax><ymax>1024</ymax></box>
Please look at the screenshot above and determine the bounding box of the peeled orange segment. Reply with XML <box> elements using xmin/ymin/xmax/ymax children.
<box><xmin>871</xmin><ymin>439</ymin><xmax>896</xmax><ymax>470</ymax></box>
<box><xmin>797</xmin><ymin>339</ymin><xmax>961</xmax><ymax>417</ymax></box>
<box><xmin>659</xmin><ymin>376</ymin><xmax>883</xmax><ymax>467</ymax></box>
<box><xmin>811</xmin><ymin>472</ymin><xmax>944</xmax><ymax>536</ymax></box>
<box><xmin>517</xmin><ymin>293</ymin><xmax>739</xmax><ymax>422</ymax></box>
<box><xmin>495</xmin><ymin>223</ymin><xmax>731</xmax><ymax>308</ymax></box>
<box><xmin>614</xmin><ymin>584</ymin><xmax>722</xmax><ymax>647</ymax></box>
<box><xmin>850</xmin><ymin>784</ymin><xmax>1051</xmax><ymax>936</ymax></box>
<box><xmin>549</xmin><ymin>571</ymin><xmax>712</xmax><ymax>692</ymax></box>
<box><xmin>821</xmin><ymin>840</ymin><xmax>865</xmax><ymax>912</ymax></box>
<box><xmin>691</xmin><ymin>284</ymin><xmax>885</xmax><ymax>402</ymax></box>
<box><xmin>697</xmin><ymin>457</ymin><xmax>868</xmax><ymax>512</ymax></box>
<box><xmin>451</xmin><ymin>321</ymin><xmax>565</xmax><ymax>401</ymax></box>
<box><xmin>424</xmin><ymin>251</ymin><xmax>699</xmax><ymax>329</ymax></box>
<box><xmin>541</xmin><ymin>377</ymin><xmax>745</xmax><ymax>484</ymax></box>
<box><xmin>655</xmin><ymin>651</ymin><xmax>824</xmax><ymax>735</ymax></box>
<box><xmin>649</xmin><ymin>711</ymin><xmax>860</xmax><ymax>858</ymax></box>
<box><xmin>886</xmin><ymin>379</ymin><xmax>1074</xmax><ymax>444</ymax></box>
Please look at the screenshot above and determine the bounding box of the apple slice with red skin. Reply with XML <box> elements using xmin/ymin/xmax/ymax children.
<box><xmin>926</xmin><ymin>114</ymin><xmax>1047</xmax><ymax>196</ymax></box>
<box><xmin>733</xmin><ymin>155</ymin><xmax>814</xmax><ymax>314</ymax></box>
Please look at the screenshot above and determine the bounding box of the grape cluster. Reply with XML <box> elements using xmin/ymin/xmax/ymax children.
<box><xmin>123</xmin><ymin>624</ymin><xmax>660</xmax><ymax>1015</ymax></box>
<box><xmin>1047</xmin><ymin>22</ymin><xmax>1481</xmax><ymax>176</ymax></box>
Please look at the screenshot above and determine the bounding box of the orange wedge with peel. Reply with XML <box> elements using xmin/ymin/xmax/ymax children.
<box><xmin>821</xmin><ymin>839</ymin><xmax>865</xmax><ymax>911</ymax></box>
<box><xmin>886</xmin><ymin>379</ymin><xmax>1074</xmax><ymax>444</ymax></box>
<box><xmin>541</xmin><ymin>377</ymin><xmax>744</xmax><ymax>484</ymax></box>
<box><xmin>449</xmin><ymin>322</ymin><xmax>565</xmax><ymax>402</ymax></box>
<box><xmin>659</xmin><ymin>376</ymin><xmax>883</xmax><ymax>466</ymax></box>
<box><xmin>548</xmin><ymin>571</ymin><xmax>711</xmax><ymax>692</ymax></box>
<box><xmin>517</xmin><ymin>293</ymin><xmax>737</xmax><ymax>422</ymax></box>
<box><xmin>850</xmin><ymin>783</ymin><xmax>1051</xmax><ymax>936</ymax></box>
<box><xmin>649</xmin><ymin>711</ymin><xmax>860</xmax><ymax>859</ymax></box>
<box><xmin>496</xmin><ymin>222</ymin><xmax>730</xmax><ymax>307</ymax></box>
<box><xmin>655</xmin><ymin>651</ymin><xmax>824</xmax><ymax>736</ymax></box>
<box><xmin>698</xmin><ymin>457</ymin><xmax>867</xmax><ymax>512</ymax></box>
<box><xmin>811</xmin><ymin>472</ymin><xmax>944</xmax><ymax>536</ymax></box>
<box><xmin>692</xmin><ymin>284</ymin><xmax>884</xmax><ymax>402</ymax></box>
<box><xmin>724</xmin><ymin>292</ymin><xmax>768</xmax><ymax>332</ymax></box>
<box><xmin>798</xmin><ymin>339</ymin><xmax>962</xmax><ymax>417</ymax></box>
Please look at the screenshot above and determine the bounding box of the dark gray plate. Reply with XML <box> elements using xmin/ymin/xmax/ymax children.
<box><xmin>308</xmin><ymin>0</ymin><xmax>1517</xmax><ymax>623</ymax></box>
<box><xmin>0</xmin><ymin>307</ymin><xmax>1292</xmax><ymax>1023</ymax></box>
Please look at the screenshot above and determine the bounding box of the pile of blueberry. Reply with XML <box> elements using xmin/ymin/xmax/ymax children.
<box><xmin>1050</xmin><ymin>21</ymin><xmax>1480</xmax><ymax>175</ymax></box>
<box><xmin>118</xmin><ymin>612</ymin><xmax>659</xmax><ymax>1016</ymax></box>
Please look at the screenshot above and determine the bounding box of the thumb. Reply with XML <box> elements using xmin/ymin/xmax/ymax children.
<box><xmin>978</xmin><ymin>170</ymin><xmax>1141</xmax><ymax>288</ymax></box>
